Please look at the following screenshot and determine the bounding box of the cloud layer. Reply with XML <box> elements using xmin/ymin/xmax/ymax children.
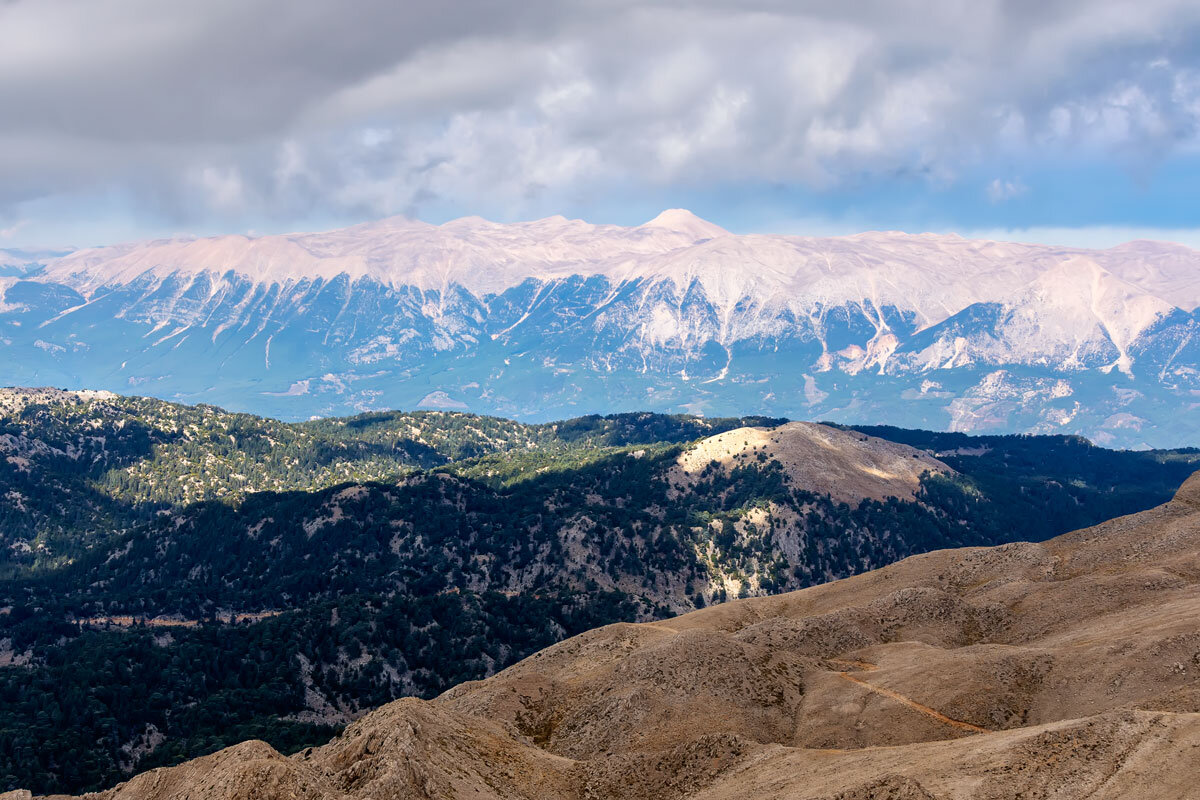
<box><xmin>4</xmin><ymin>0</ymin><xmax>1200</xmax><ymax>238</ymax></box>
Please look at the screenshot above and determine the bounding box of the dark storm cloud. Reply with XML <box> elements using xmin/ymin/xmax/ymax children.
<box><xmin>3</xmin><ymin>0</ymin><xmax>1200</xmax><ymax>230</ymax></box>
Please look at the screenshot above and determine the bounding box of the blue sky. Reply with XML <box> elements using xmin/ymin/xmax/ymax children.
<box><xmin>4</xmin><ymin>0</ymin><xmax>1200</xmax><ymax>250</ymax></box>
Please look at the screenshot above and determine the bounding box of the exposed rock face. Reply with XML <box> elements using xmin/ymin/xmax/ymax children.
<box><xmin>45</xmin><ymin>472</ymin><xmax>1200</xmax><ymax>799</ymax></box>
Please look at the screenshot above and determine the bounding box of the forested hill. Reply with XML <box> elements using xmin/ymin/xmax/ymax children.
<box><xmin>0</xmin><ymin>388</ymin><xmax>1196</xmax><ymax>795</ymax></box>
<box><xmin>0</xmin><ymin>386</ymin><xmax>782</xmax><ymax>569</ymax></box>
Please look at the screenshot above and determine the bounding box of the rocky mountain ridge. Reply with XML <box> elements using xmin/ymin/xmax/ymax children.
<box><xmin>38</xmin><ymin>211</ymin><xmax>1200</xmax><ymax>311</ymax></box>
<box><xmin>3</xmin><ymin>212</ymin><xmax>1198</xmax><ymax>446</ymax></box>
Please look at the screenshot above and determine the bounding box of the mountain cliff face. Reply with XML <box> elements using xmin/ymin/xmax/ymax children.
<box><xmin>36</xmin><ymin>472</ymin><xmax>1200</xmax><ymax>800</ymax></box>
<box><xmin>2</xmin><ymin>212</ymin><xmax>1198</xmax><ymax>447</ymax></box>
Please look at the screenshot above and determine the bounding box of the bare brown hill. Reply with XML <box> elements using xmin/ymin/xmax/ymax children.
<box><xmin>42</xmin><ymin>472</ymin><xmax>1200</xmax><ymax>800</ymax></box>
<box><xmin>670</xmin><ymin>421</ymin><xmax>952</xmax><ymax>504</ymax></box>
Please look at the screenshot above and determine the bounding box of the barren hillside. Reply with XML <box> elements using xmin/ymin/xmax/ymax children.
<box><xmin>671</xmin><ymin>421</ymin><xmax>952</xmax><ymax>503</ymax></box>
<box><xmin>34</xmin><ymin>470</ymin><xmax>1200</xmax><ymax>799</ymax></box>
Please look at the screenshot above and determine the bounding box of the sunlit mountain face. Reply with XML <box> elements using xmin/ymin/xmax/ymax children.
<box><xmin>4</xmin><ymin>210</ymin><xmax>1198</xmax><ymax>448</ymax></box>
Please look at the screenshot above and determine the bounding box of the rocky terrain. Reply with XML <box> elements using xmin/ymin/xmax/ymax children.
<box><xmin>3</xmin><ymin>389</ymin><xmax>1196</xmax><ymax>795</ymax></box>
<box><xmin>29</xmin><ymin>470</ymin><xmax>1200</xmax><ymax>800</ymax></box>
<box><xmin>3</xmin><ymin>212</ymin><xmax>1199</xmax><ymax>446</ymax></box>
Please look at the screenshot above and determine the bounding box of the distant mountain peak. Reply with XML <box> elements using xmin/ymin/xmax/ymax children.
<box><xmin>640</xmin><ymin>208</ymin><xmax>730</xmax><ymax>239</ymax></box>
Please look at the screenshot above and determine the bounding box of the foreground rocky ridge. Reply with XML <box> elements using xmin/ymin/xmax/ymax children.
<box><xmin>44</xmin><ymin>471</ymin><xmax>1200</xmax><ymax>800</ymax></box>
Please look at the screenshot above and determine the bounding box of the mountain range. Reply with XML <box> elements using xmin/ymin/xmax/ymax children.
<box><xmin>3</xmin><ymin>212</ymin><xmax>1199</xmax><ymax>447</ymax></box>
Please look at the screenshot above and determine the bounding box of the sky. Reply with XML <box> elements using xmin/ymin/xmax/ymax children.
<box><xmin>4</xmin><ymin>0</ymin><xmax>1200</xmax><ymax>250</ymax></box>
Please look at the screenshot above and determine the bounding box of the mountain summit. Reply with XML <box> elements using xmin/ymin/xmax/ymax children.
<box><xmin>2</xmin><ymin>215</ymin><xmax>1199</xmax><ymax>446</ymax></box>
<box><xmin>639</xmin><ymin>208</ymin><xmax>730</xmax><ymax>240</ymax></box>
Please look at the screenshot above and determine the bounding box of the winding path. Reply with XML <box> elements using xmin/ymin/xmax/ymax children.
<box><xmin>830</xmin><ymin>659</ymin><xmax>990</xmax><ymax>735</ymax></box>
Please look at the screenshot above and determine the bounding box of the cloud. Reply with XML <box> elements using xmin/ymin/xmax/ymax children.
<box><xmin>987</xmin><ymin>178</ymin><xmax>1028</xmax><ymax>203</ymax></box>
<box><xmin>0</xmin><ymin>219</ymin><xmax>29</xmax><ymax>239</ymax></box>
<box><xmin>3</xmin><ymin>0</ymin><xmax>1200</xmax><ymax>231</ymax></box>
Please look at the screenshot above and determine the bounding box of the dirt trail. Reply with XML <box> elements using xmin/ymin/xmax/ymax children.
<box><xmin>828</xmin><ymin>658</ymin><xmax>879</xmax><ymax>672</ymax></box>
<box><xmin>834</xmin><ymin>662</ymin><xmax>989</xmax><ymax>734</ymax></box>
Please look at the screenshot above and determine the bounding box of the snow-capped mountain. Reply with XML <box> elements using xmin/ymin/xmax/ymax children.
<box><xmin>3</xmin><ymin>210</ymin><xmax>1198</xmax><ymax>447</ymax></box>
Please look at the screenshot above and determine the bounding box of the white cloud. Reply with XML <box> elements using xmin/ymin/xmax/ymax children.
<box><xmin>987</xmin><ymin>178</ymin><xmax>1028</xmax><ymax>203</ymax></box>
<box><xmin>2</xmin><ymin>0</ymin><xmax>1200</xmax><ymax>229</ymax></box>
<box><xmin>0</xmin><ymin>219</ymin><xmax>29</xmax><ymax>239</ymax></box>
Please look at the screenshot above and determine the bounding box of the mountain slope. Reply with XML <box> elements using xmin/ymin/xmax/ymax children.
<box><xmin>0</xmin><ymin>387</ymin><xmax>781</xmax><ymax>568</ymax></box>
<box><xmin>2</xmin><ymin>393</ymin><xmax>1195</xmax><ymax>794</ymax></box>
<box><xmin>47</xmin><ymin>471</ymin><xmax>1200</xmax><ymax>800</ymax></box>
<box><xmin>4</xmin><ymin>213</ymin><xmax>1200</xmax><ymax>446</ymax></box>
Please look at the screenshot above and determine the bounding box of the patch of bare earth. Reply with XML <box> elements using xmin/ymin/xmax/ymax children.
<box><xmin>670</xmin><ymin>421</ymin><xmax>952</xmax><ymax>504</ymax></box>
